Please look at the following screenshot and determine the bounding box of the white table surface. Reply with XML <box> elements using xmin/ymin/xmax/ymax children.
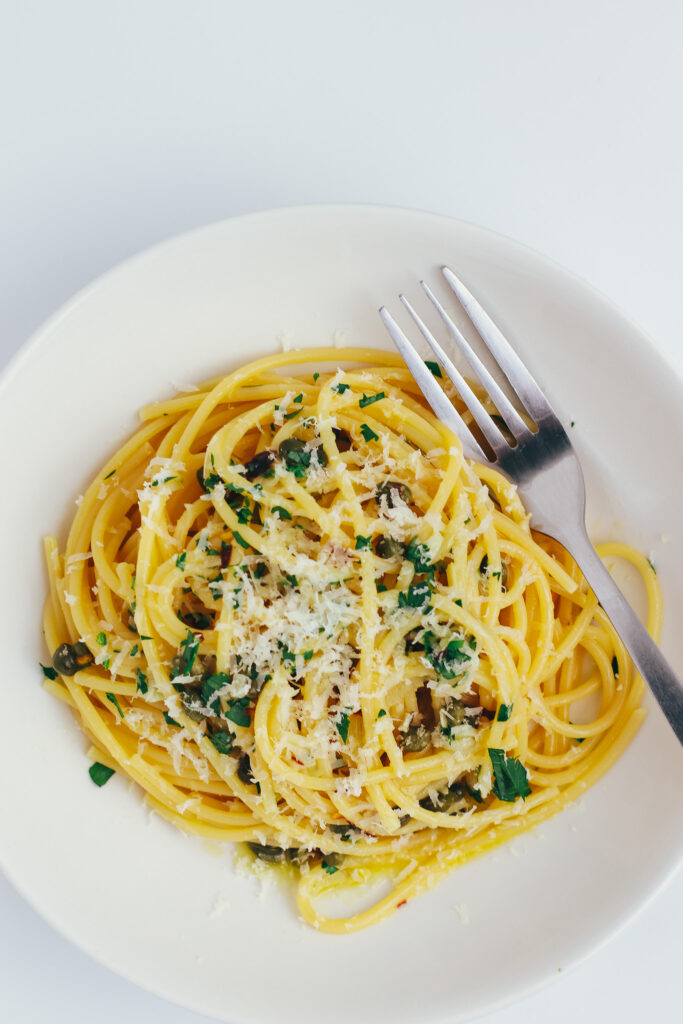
<box><xmin>1</xmin><ymin>1</ymin><xmax>681</xmax><ymax>1021</ymax></box>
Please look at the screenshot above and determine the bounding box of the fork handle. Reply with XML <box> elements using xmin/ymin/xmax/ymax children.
<box><xmin>568</xmin><ymin>529</ymin><xmax>683</xmax><ymax>746</ymax></box>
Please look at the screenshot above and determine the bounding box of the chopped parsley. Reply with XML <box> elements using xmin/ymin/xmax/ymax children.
<box><xmin>611</xmin><ymin>656</ymin><xmax>619</xmax><ymax>677</ymax></box>
<box><xmin>89</xmin><ymin>762</ymin><xmax>115</xmax><ymax>787</ymax></box>
<box><xmin>332</xmin><ymin>382</ymin><xmax>350</xmax><ymax>394</ymax></box>
<box><xmin>202</xmin><ymin>472</ymin><xmax>223</xmax><ymax>491</ymax></box>
<box><xmin>303</xmin><ymin>650</ymin><xmax>314</xmax><ymax>661</ymax></box>
<box><xmin>293</xmin><ymin>393</ymin><xmax>303</xmax><ymax>404</ymax></box>
<box><xmin>106</xmin><ymin>692</ymin><xmax>125</xmax><ymax>719</ymax></box>
<box><xmin>322</xmin><ymin>859</ymin><xmax>339</xmax><ymax>874</ymax></box>
<box><xmin>253</xmin><ymin>562</ymin><xmax>269</xmax><ymax>579</ymax></box>
<box><xmin>425</xmin><ymin>359</ymin><xmax>442</xmax><ymax>378</ymax></box>
<box><xmin>96</xmin><ymin>631</ymin><xmax>107</xmax><ymax>646</ymax></box>
<box><xmin>103</xmin><ymin>468</ymin><xmax>117</xmax><ymax>480</ymax></box>
<box><xmin>233</xmin><ymin>531</ymin><xmax>251</xmax><ymax>549</ymax></box>
<box><xmin>136</xmin><ymin>668</ymin><xmax>148</xmax><ymax>694</ymax></box>
<box><xmin>272</xmin><ymin>505</ymin><xmax>292</xmax><ymax>520</ymax></box>
<box><xmin>360</xmin><ymin>424</ymin><xmax>379</xmax><ymax>443</ymax></box>
<box><xmin>175</xmin><ymin>551</ymin><xmax>187</xmax><ymax>570</ymax></box>
<box><xmin>359</xmin><ymin>391</ymin><xmax>385</xmax><ymax>408</ymax></box>
<box><xmin>209</xmin><ymin>730</ymin><xmax>234</xmax><ymax>754</ymax></box>
<box><xmin>497</xmin><ymin>703</ymin><xmax>513</xmax><ymax>722</ymax></box>
<box><xmin>647</xmin><ymin>557</ymin><xmax>656</xmax><ymax>574</ymax></box>
<box><xmin>336</xmin><ymin>712</ymin><xmax>350</xmax><ymax>743</ymax></box>
<box><xmin>163</xmin><ymin>711</ymin><xmax>180</xmax><ymax>727</ymax></box>
<box><xmin>102</xmin><ymin>657</ymin><xmax>111</xmax><ymax>670</ymax></box>
<box><xmin>377</xmin><ymin>709</ymin><xmax>387</xmax><ymax>719</ymax></box>
<box><xmin>224</xmin><ymin>698</ymin><xmax>251</xmax><ymax>728</ymax></box>
<box><xmin>422</xmin><ymin>632</ymin><xmax>470</xmax><ymax>679</ymax></box>
<box><xmin>355</xmin><ymin>535</ymin><xmax>372</xmax><ymax>550</ymax></box>
<box><xmin>397</xmin><ymin>580</ymin><xmax>433</xmax><ymax>611</ymax></box>
<box><xmin>404</xmin><ymin>537</ymin><xmax>432</xmax><ymax>574</ymax></box>
<box><xmin>313</xmin><ymin>372</ymin><xmax>320</xmax><ymax>382</ymax></box>
<box><xmin>130</xmin><ymin>644</ymin><xmax>139</xmax><ymax>657</ymax></box>
<box><xmin>489</xmin><ymin>748</ymin><xmax>531</xmax><ymax>802</ymax></box>
<box><xmin>40</xmin><ymin>663</ymin><xmax>58</xmax><ymax>680</ymax></box>
<box><xmin>376</xmin><ymin>582</ymin><xmax>388</xmax><ymax>592</ymax></box>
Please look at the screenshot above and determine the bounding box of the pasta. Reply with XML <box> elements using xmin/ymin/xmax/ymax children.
<box><xmin>41</xmin><ymin>347</ymin><xmax>660</xmax><ymax>933</ymax></box>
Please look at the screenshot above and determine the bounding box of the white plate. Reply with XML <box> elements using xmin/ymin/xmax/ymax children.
<box><xmin>1</xmin><ymin>205</ymin><xmax>682</xmax><ymax>1024</ymax></box>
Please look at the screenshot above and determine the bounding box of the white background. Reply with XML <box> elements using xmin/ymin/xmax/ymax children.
<box><xmin>1</xmin><ymin>1</ymin><xmax>681</xmax><ymax>1021</ymax></box>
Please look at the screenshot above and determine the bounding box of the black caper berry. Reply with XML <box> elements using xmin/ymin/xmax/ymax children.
<box><xmin>311</xmin><ymin>442</ymin><xmax>328</xmax><ymax>468</ymax></box>
<box><xmin>244</xmin><ymin>449</ymin><xmax>275</xmax><ymax>481</ymax></box>
<box><xmin>375</xmin><ymin>480</ymin><xmax>413</xmax><ymax>507</ymax></box>
<box><xmin>375</xmin><ymin>535</ymin><xmax>404</xmax><ymax>559</ymax></box>
<box><xmin>403</xmin><ymin>627</ymin><xmax>424</xmax><ymax>652</ymax></box>
<box><xmin>247</xmin><ymin>843</ymin><xmax>287</xmax><ymax>863</ymax></box>
<box><xmin>328</xmin><ymin>822</ymin><xmax>361</xmax><ymax>840</ymax></box>
<box><xmin>399</xmin><ymin>723</ymin><xmax>431</xmax><ymax>752</ymax></box>
<box><xmin>237</xmin><ymin>753</ymin><xmax>256</xmax><ymax>786</ymax></box>
<box><xmin>332</xmin><ymin>427</ymin><xmax>352</xmax><ymax>452</ymax></box>
<box><xmin>52</xmin><ymin>642</ymin><xmax>94</xmax><ymax>676</ymax></box>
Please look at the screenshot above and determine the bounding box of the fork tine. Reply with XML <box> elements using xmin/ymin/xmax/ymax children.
<box><xmin>378</xmin><ymin>306</ymin><xmax>487</xmax><ymax>463</ymax></box>
<box><xmin>441</xmin><ymin>266</ymin><xmax>553</xmax><ymax>423</ymax></box>
<box><xmin>419</xmin><ymin>282</ymin><xmax>533</xmax><ymax>441</ymax></box>
<box><xmin>398</xmin><ymin>295</ymin><xmax>509</xmax><ymax>458</ymax></box>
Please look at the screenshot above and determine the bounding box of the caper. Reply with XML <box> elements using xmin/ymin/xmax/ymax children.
<box><xmin>52</xmin><ymin>642</ymin><xmax>94</xmax><ymax>676</ymax></box>
<box><xmin>399</xmin><ymin>723</ymin><xmax>431</xmax><ymax>752</ymax></box>
<box><xmin>237</xmin><ymin>753</ymin><xmax>256</xmax><ymax>786</ymax></box>
<box><xmin>286</xmin><ymin>847</ymin><xmax>320</xmax><ymax>866</ymax></box>
<box><xmin>278</xmin><ymin>437</ymin><xmax>307</xmax><ymax>459</ymax></box>
<box><xmin>310</xmin><ymin>442</ymin><xmax>328</xmax><ymax>468</ymax></box>
<box><xmin>321</xmin><ymin>851</ymin><xmax>344</xmax><ymax>868</ymax></box>
<box><xmin>247</xmin><ymin>842</ymin><xmax>287</xmax><ymax>863</ymax></box>
<box><xmin>375</xmin><ymin>535</ymin><xmax>404</xmax><ymax>559</ymax></box>
<box><xmin>329</xmin><ymin>822</ymin><xmax>361</xmax><ymax>841</ymax></box>
<box><xmin>441</xmin><ymin>697</ymin><xmax>466</xmax><ymax>728</ymax></box>
<box><xmin>243</xmin><ymin>449</ymin><xmax>275</xmax><ymax>481</ymax></box>
<box><xmin>180</xmin><ymin>691</ymin><xmax>206</xmax><ymax>722</ymax></box>
<box><xmin>420</xmin><ymin>781</ymin><xmax>466</xmax><ymax>814</ymax></box>
<box><xmin>332</xmin><ymin>427</ymin><xmax>352</xmax><ymax>452</ymax></box>
<box><xmin>375</xmin><ymin>480</ymin><xmax>412</xmax><ymax>507</ymax></box>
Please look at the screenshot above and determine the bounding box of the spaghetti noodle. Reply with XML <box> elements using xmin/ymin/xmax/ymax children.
<box><xmin>41</xmin><ymin>347</ymin><xmax>660</xmax><ymax>932</ymax></box>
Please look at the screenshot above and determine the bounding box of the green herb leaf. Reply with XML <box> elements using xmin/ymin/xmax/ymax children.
<box><xmin>313</xmin><ymin>372</ymin><xmax>320</xmax><ymax>382</ymax></box>
<box><xmin>178</xmin><ymin>629</ymin><xmax>201</xmax><ymax>675</ymax></box>
<box><xmin>425</xmin><ymin>360</ymin><xmax>442</xmax><ymax>378</ymax></box>
<box><xmin>96</xmin><ymin>631</ymin><xmax>107</xmax><ymax>646</ymax></box>
<box><xmin>202</xmin><ymin>472</ymin><xmax>223</xmax><ymax>491</ymax></box>
<box><xmin>130</xmin><ymin>644</ymin><xmax>139</xmax><ymax>657</ymax></box>
<box><xmin>163</xmin><ymin>711</ymin><xmax>180</xmax><ymax>727</ymax></box>
<box><xmin>102</xmin><ymin>658</ymin><xmax>111</xmax><ymax>670</ymax></box>
<box><xmin>106</xmin><ymin>692</ymin><xmax>125</xmax><ymax>719</ymax></box>
<box><xmin>225</xmin><ymin>698</ymin><xmax>251</xmax><ymax>728</ymax></box>
<box><xmin>40</xmin><ymin>663</ymin><xmax>58</xmax><ymax>680</ymax></box>
<box><xmin>272</xmin><ymin>505</ymin><xmax>292</xmax><ymax>520</ymax></box>
<box><xmin>377</xmin><ymin>709</ymin><xmax>387</xmax><ymax>719</ymax></box>
<box><xmin>404</xmin><ymin>537</ymin><xmax>432</xmax><ymax>573</ymax></box>
<box><xmin>233</xmin><ymin>531</ymin><xmax>251</xmax><ymax>549</ymax></box>
<box><xmin>209</xmin><ymin>730</ymin><xmax>234</xmax><ymax>754</ymax></box>
<box><xmin>359</xmin><ymin>391</ymin><xmax>385</xmax><ymax>408</ymax></box>
<box><xmin>332</xmin><ymin>382</ymin><xmax>350</xmax><ymax>394</ymax></box>
<box><xmin>336</xmin><ymin>712</ymin><xmax>350</xmax><ymax>743</ymax></box>
<box><xmin>322</xmin><ymin>859</ymin><xmax>339</xmax><ymax>874</ymax></box>
<box><xmin>355</xmin><ymin>535</ymin><xmax>372</xmax><ymax>550</ymax></box>
<box><xmin>136</xmin><ymin>668</ymin><xmax>148</xmax><ymax>694</ymax></box>
<box><xmin>89</xmin><ymin>762</ymin><xmax>115</xmax><ymax>787</ymax></box>
<box><xmin>422</xmin><ymin>632</ymin><xmax>469</xmax><ymax>679</ymax></box>
<box><xmin>175</xmin><ymin>551</ymin><xmax>187</xmax><ymax>570</ymax></box>
<box><xmin>397</xmin><ymin>580</ymin><xmax>433</xmax><ymax>611</ymax></box>
<box><xmin>497</xmin><ymin>703</ymin><xmax>513</xmax><ymax>722</ymax></box>
<box><xmin>611</xmin><ymin>656</ymin><xmax>619</xmax><ymax>677</ymax></box>
<box><xmin>647</xmin><ymin>557</ymin><xmax>656</xmax><ymax>574</ymax></box>
<box><xmin>489</xmin><ymin>748</ymin><xmax>531</xmax><ymax>802</ymax></box>
<box><xmin>293</xmin><ymin>393</ymin><xmax>303</xmax><ymax>403</ymax></box>
<box><xmin>103</xmin><ymin>468</ymin><xmax>117</xmax><ymax>480</ymax></box>
<box><xmin>254</xmin><ymin>562</ymin><xmax>268</xmax><ymax>579</ymax></box>
<box><xmin>360</xmin><ymin>424</ymin><xmax>379</xmax><ymax>442</ymax></box>
<box><xmin>303</xmin><ymin>650</ymin><xmax>314</xmax><ymax>661</ymax></box>
<box><xmin>376</xmin><ymin>582</ymin><xmax>388</xmax><ymax>592</ymax></box>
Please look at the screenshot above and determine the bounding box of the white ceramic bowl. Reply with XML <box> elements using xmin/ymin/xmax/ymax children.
<box><xmin>1</xmin><ymin>205</ymin><xmax>681</xmax><ymax>1024</ymax></box>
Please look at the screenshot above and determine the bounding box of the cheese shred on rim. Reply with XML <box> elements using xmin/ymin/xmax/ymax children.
<box><xmin>41</xmin><ymin>347</ymin><xmax>661</xmax><ymax>933</ymax></box>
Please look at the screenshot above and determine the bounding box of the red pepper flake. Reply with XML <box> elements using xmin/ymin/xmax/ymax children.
<box><xmin>397</xmin><ymin>899</ymin><xmax>407</xmax><ymax>909</ymax></box>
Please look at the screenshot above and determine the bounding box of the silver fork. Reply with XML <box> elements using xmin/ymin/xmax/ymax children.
<box><xmin>380</xmin><ymin>266</ymin><xmax>683</xmax><ymax>745</ymax></box>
